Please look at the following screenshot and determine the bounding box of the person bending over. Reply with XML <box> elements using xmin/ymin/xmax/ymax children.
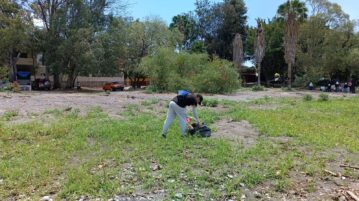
<box><xmin>162</xmin><ymin>93</ymin><xmax>203</xmax><ymax>138</ymax></box>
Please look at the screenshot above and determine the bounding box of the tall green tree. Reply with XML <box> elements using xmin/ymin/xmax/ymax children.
<box><xmin>297</xmin><ymin>0</ymin><xmax>356</xmax><ymax>81</ymax></box>
<box><xmin>124</xmin><ymin>17</ymin><xmax>183</xmax><ymax>88</ymax></box>
<box><xmin>195</xmin><ymin>0</ymin><xmax>247</xmax><ymax>60</ymax></box>
<box><xmin>0</xmin><ymin>0</ymin><xmax>31</xmax><ymax>81</ymax></box>
<box><xmin>169</xmin><ymin>13</ymin><xmax>197</xmax><ymax>48</ymax></box>
<box><xmin>31</xmin><ymin>0</ymin><xmax>112</xmax><ymax>88</ymax></box>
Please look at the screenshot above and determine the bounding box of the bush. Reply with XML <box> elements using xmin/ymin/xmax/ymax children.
<box><xmin>303</xmin><ymin>94</ymin><xmax>313</xmax><ymax>101</ymax></box>
<box><xmin>141</xmin><ymin>48</ymin><xmax>240</xmax><ymax>94</ymax></box>
<box><xmin>193</xmin><ymin>59</ymin><xmax>240</xmax><ymax>93</ymax></box>
<box><xmin>0</xmin><ymin>66</ymin><xmax>9</xmax><ymax>81</ymax></box>
<box><xmin>202</xmin><ymin>99</ymin><xmax>219</xmax><ymax>107</ymax></box>
<box><xmin>319</xmin><ymin>93</ymin><xmax>329</xmax><ymax>101</ymax></box>
<box><xmin>252</xmin><ymin>85</ymin><xmax>264</xmax><ymax>91</ymax></box>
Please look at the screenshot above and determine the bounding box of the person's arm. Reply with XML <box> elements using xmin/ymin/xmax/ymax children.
<box><xmin>192</xmin><ymin>106</ymin><xmax>199</xmax><ymax>123</ymax></box>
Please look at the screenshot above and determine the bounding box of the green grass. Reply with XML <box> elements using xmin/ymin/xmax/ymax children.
<box><xmin>1</xmin><ymin>96</ymin><xmax>359</xmax><ymax>200</ymax></box>
<box><xmin>227</xmin><ymin>97</ymin><xmax>359</xmax><ymax>152</ymax></box>
<box><xmin>1</xmin><ymin>110</ymin><xmax>19</xmax><ymax>121</ymax></box>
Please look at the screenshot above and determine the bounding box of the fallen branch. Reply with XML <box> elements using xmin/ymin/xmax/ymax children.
<box><xmin>340</xmin><ymin>164</ymin><xmax>359</xmax><ymax>170</ymax></box>
<box><xmin>324</xmin><ymin>169</ymin><xmax>340</xmax><ymax>177</ymax></box>
<box><xmin>347</xmin><ymin>191</ymin><xmax>359</xmax><ymax>201</ymax></box>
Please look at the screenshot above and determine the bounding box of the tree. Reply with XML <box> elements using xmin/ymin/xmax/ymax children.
<box><xmin>29</xmin><ymin>0</ymin><xmax>66</xmax><ymax>88</ymax></box>
<box><xmin>0</xmin><ymin>0</ymin><xmax>31</xmax><ymax>81</ymax></box>
<box><xmin>297</xmin><ymin>0</ymin><xmax>356</xmax><ymax>82</ymax></box>
<box><xmin>346</xmin><ymin>48</ymin><xmax>359</xmax><ymax>77</ymax></box>
<box><xmin>278</xmin><ymin>0</ymin><xmax>307</xmax><ymax>89</ymax></box>
<box><xmin>195</xmin><ymin>0</ymin><xmax>247</xmax><ymax>60</ymax></box>
<box><xmin>124</xmin><ymin>17</ymin><xmax>183</xmax><ymax>88</ymax></box>
<box><xmin>30</xmin><ymin>0</ymin><xmax>112</xmax><ymax>88</ymax></box>
<box><xmin>169</xmin><ymin>13</ymin><xmax>197</xmax><ymax>48</ymax></box>
<box><xmin>277</xmin><ymin>0</ymin><xmax>308</xmax><ymax>22</ymax></box>
<box><xmin>233</xmin><ymin>33</ymin><xmax>243</xmax><ymax>76</ymax></box>
<box><xmin>246</xmin><ymin>18</ymin><xmax>286</xmax><ymax>84</ymax></box>
<box><xmin>254</xmin><ymin>20</ymin><xmax>265</xmax><ymax>86</ymax></box>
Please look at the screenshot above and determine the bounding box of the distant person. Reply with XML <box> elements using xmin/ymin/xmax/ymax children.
<box><xmin>350</xmin><ymin>79</ymin><xmax>356</xmax><ymax>94</ymax></box>
<box><xmin>344</xmin><ymin>83</ymin><xmax>349</xmax><ymax>93</ymax></box>
<box><xmin>162</xmin><ymin>91</ymin><xmax>203</xmax><ymax>138</ymax></box>
<box><xmin>335</xmin><ymin>81</ymin><xmax>340</xmax><ymax>92</ymax></box>
<box><xmin>327</xmin><ymin>83</ymin><xmax>331</xmax><ymax>92</ymax></box>
<box><xmin>308</xmin><ymin>82</ymin><xmax>314</xmax><ymax>90</ymax></box>
<box><xmin>76</xmin><ymin>81</ymin><xmax>81</xmax><ymax>90</ymax></box>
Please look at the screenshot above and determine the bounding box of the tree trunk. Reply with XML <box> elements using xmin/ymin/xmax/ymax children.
<box><xmin>124</xmin><ymin>71</ymin><xmax>128</xmax><ymax>85</ymax></box>
<box><xmin>66</xmin><ymin>65</ymin><xmax>76</xmax><ymax>89</ymax></box>
<box><xmin>53</xmin><ymin>74</ymin><xmax>61</xmax><ymax>89</ymax></box>
<box><xmin>257</xmin><ymin>63</ymin><xmax>261</xmax><ymax>86</ymax></box>
<box><xmin>288</xmin><ymin>63</ymin><xmax>292</xmax><ymax>89</ymax></box>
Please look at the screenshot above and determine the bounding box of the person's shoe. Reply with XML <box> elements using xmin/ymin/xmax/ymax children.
<box><xmin>161</xmin><ymin>134</ymin><xmax>167</xmax><ymax>139</ymax></box>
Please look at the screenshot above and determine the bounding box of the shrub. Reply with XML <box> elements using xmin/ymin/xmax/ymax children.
<box><xmin>0</xmin><ymin>66</ymin><xmax>9</xmax><ymax>81</ymax></box>
<box><xmin>303</xmin><ymin>94</ymin><xmax>313</xmax><ymax>101</ymax></box>
<box><xmin>252</xmin><ymin>85</ymin><xmax>264</xmax><ymax>91</ymax></box>
<box><xmin>202</xmin><ymin>99</ymin><xmax>219</xmax><ymax>107</ymax></box>
<box><xmin>193</xmin><ymin>59</ymin><xmax>240</xmax><ymax>94</ymax></box>
<box><xmin>319</xmin><ymin>93</ymin><xmax>329</xmax><ymax>101</ymax></box>
<box><xmin>141</xmin><ymin>48</ymin><xmax>240</xmax><ymax>94</ymax></box>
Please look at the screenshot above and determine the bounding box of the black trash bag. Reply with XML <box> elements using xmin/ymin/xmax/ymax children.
<box><xmin>188</xmin><ymin>123</ymin><xmax>211</xmax><ymax>137</ymax></box>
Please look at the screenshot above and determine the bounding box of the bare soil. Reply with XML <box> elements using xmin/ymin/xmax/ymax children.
<box><xmin>1</xmin><ymin>88</ymin><xmax>353</xmax><ymax>120</ymax></box>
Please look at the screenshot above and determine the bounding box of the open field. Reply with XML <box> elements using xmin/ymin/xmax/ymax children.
<box><xmin>0</xmin><ymin>89</ymin><xmax>359</xmax><ymax>201</ymax></box>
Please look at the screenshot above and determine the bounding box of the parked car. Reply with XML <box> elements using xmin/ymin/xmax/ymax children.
<box><xmin>32</xmin><ymin>78</ymin><xmax>51</xmax><ymax>90</ymax></box>
<box><xmin>102</xmin><ymin>82</ymin><xmax>124</xmax><ymax>91</ymax></box>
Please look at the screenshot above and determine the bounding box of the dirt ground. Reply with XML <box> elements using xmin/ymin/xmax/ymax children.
<box><xmin>0</xmin><ymin>88</ymin><xmax>354</xmax><ymax>119</ymax></box>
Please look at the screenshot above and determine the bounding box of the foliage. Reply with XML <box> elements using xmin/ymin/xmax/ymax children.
<box><xmin>0</xmin><ymin>66</ymin><xmax>9</xmax><ymax>81</ymax></box>
<box><xmin>296</xmin><ymin>0</ymin><xmax>357</xmax><ymax>82</ymax></box>
<box><xmin>246</xmin><ymin>19</ymin><xmax>286</xmax><ymax>83</ymax></box>
<box><xmin>194</xmin><ymin>59</ymin><xmax>240</xmax><ymax>94</ymax></box>
<box><xmin>30</xmin><ymin>0</ymin><xmax>111</xmax><ymax>88</ymax></box>
<box><xmin>318</xmin><ymin>93</ymin><xmax>329</xmax><ymax>102</ymax></box>
<box><xmin>252</xmin><ymin>85</ymin><xmax>264</xmax><ymax>91</ymax></box>
<box><xmin>141</xmin><ymin>48</ymin><xmax>240</xmax><ymax>94</ymax></box>
<box><xmin>277</xmin><ymin>0</ymin><xmax>308</xmax><ymax>22</ymax></box>
<box><xmin>0</xmin><ymin>0</ymin><xmax>31</xmax><ymax>80</ymax></box>
<box><xmin>194</xmin><ymin>0</ymin><xmax>247</xmax><ymax>60</ymax></box>
<box><xmin>169</xmin><ymin>13</ymin><xmax>198</xmax><ymax>48</ymax></box>
<box><xmin>202</xmin><ymin>98</ymin><xmax>219</xmax><ymax>107</ymax></box>
<box><xmin>303</xmin><ymin>94</ymin><xmax>313</xmax><ymax>101</ymax></box>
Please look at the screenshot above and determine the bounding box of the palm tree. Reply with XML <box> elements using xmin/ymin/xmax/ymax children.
<box><xmin>278</xmin><ymin>0</ymin><xmax>307</xmax><ymax>89</ymax></box>
<box><xmin>233</xmin><ymin>33</ymin><xmax>243</xmax><ymax>76</ymax></box>
<box><xmin>255</xmin><ymin>19</ymin><xmax>265</xmax><ymax>86</ymax></box>
<box><xmin>277</xmin><ymin>0</ymin><xmax>308</xmax><ymax>22</ymax></box>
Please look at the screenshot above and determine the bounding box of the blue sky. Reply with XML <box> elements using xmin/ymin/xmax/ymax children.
<box><xmin>127</xmin><ymin>0</ymin><xmax>359</xmax><ymax>26</ymax></box>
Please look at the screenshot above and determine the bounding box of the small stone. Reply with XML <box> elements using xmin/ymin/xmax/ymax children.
<box><xmin>227</xmin><ymin>174</ymin><xmax>234</xmax><ymax>179</ymax></box>
<box><xmin>175</xmin><ymin>193</ymin><xmax>183</xmax><ymax>199</ymax></box>
<box><xmin>40</xmin><ymin>196</ymin><xmax>53</xmax><ymax>201</ymax></box>
<box><xmin>240</xmin><ymin>194</ymin><xmax>246</xmax><ymax>200</ymax></box>
<box><xmin>254</xmin><ymin>191</ymin><xmax>262</xmax><ymax>198</ymax></box>
<box><xmin>239</xmin><ymin>183</ymin><xmax>245</xmax><ymax>187</ymax></box>
<box><xmin>168</xmin><ymin>179</ymin><xmax>175</xmax><ymax>183</ymax></box>
<box><xmin>338</xmin><ymin>196</ymin><xmax>347</xmax><ymax>201</ymax></box>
